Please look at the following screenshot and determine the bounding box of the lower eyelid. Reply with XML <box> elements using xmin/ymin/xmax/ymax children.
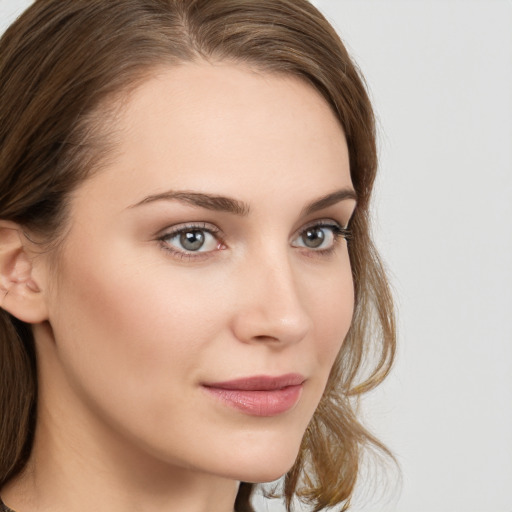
<box><xmin>157</xmin><ymin>239</ymin><xmax>217</xmax><ymax>261</ymax></box>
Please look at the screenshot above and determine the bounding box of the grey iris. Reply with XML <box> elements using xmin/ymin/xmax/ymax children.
<box><xmin>302</xmin><ymin>227</ymin><xmax>324</xmax><ymax>248</ymax></box>
<box><xmin>180</xmin><ymin>230</ymin><xmax>205</xmax><ymax>251</ymax></box>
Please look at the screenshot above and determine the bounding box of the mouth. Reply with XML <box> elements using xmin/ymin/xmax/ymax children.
<box><xmin>202</xmin><ymin>374</ymin><xmax>305</xmax><ymax>417</ymax></box>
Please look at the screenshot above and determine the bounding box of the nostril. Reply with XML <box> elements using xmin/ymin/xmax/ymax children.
<box><xmin>253</xmin><ymin>334</ymin><xmax>279</xmax><ymax>342</ymax></box>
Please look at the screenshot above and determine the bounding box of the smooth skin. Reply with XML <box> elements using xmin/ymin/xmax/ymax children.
<box><xmin>1</xmin><ymin>62</ymin><xmax>356</xmax><ymax>512</ymax></box>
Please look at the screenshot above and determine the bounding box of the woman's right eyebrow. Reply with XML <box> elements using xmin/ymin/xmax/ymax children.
<box><xmin>127</xmin><ymin>190</ymin><xmax>251</xmax><ymax>216</ymax></box>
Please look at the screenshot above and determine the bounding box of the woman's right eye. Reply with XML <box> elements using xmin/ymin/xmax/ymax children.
<box><xmin>158</xmin><ymin>224</ymin><xmax>223</xmax><ymax>257</ymax></box>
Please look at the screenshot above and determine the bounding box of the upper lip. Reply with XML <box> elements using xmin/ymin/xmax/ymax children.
<box><xmin>203</xmin><ymin>373</ymin><xmax>305</xmax><ymax>391</ymax></box>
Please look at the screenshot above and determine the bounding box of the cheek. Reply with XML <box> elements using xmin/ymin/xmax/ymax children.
<box><xmin>309</xmin><ymin>263</ymin><xmax>354</xmax><ymax>361</ymax></box>
<box><xmin>296</xmin><ymin>259</ymin><xmax>354</xmax><ymax>412</ymax></box>
<box><xmin>46</xmin><ymin>241</ymin><xmax>224</xmax><ymax>419</ymax></box>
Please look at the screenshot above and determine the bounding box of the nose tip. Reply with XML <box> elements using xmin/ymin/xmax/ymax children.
<box><xmin>230</xmin><ymin>264</ymin><xmax>312</xmax><ymax>347</ymax></box>
<box><xmin>233</xmin><ymin>309</ymin><xmax>311</xmax><ymax>346</ymax></box>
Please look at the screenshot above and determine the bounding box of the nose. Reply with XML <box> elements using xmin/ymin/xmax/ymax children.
<box><xmin>230</xmin><ymin>251</ymin><xmax>312</xmax><ymax>347</ymax></box>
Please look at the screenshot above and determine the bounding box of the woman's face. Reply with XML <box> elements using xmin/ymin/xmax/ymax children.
<box><xmin>37</xmin><ymin>62</ymin><xmax>356</xmax><ymax>483</ymax></box>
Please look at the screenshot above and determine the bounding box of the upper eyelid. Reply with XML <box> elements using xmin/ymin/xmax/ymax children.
<box><xmin>301</xmin><ymin>218</ymin><xmax>343</xmax><ymax>228</ymax></box>
<box><xmin>156</xmin><ymin>221</ymin><xmax>221</xmax><ymax>238</ymax></box>
<box><xmin>293</xmin><ymin>218</ymin><xmax>345</xmax><ymax>236</ymax></box>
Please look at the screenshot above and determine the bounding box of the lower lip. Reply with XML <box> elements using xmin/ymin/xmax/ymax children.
<box><xmin>203</xmin><ymin>384</ymin><xmax>303</xmax><ymax>417</ymax></box>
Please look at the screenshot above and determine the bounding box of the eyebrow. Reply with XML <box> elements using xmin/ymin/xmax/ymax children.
<box><xmin>301</xmin><ymin>188</ymin><xmax>357</xmax><ymax>216</ymax></box>
<box><xmin>129</xmin><ymin>190</ymin><xmax>250</xmax><ymax>216</ymax></box>
<box><xmin>129</xmin><ymin>187</ymin><xmax>357</xmax><ymax>216</ymax></box>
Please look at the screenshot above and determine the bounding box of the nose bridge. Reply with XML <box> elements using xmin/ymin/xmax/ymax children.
<box><xmin>231</xmin><ymin>244</ymin><xmax>312</xmax><ymax>346</ymax></box>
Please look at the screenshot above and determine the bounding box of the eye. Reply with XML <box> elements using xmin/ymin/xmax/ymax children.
<box><xmin>292</xmin><ymin>221</ymin><xmax>350</xmax><ymax>252</ymax></box>
<box><xmin>158</xmin><ymin>223</ymin><xmax>223</xmax><ymax>256</ymax></box>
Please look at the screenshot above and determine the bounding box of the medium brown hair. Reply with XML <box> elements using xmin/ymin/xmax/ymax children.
<box><xmin>0</xmin><ymin>1</ymin><xmax>395</xmax><ymax>510</ymax></box>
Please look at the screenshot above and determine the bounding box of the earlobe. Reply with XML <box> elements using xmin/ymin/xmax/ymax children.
<box><xmin>0</xmin><ymin>221</ymin><xmax>48</xmax><ymax>324</ymax></box>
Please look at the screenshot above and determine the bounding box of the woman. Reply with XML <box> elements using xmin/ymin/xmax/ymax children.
<box><xmin>0</xmin><ymin>1</ymin><xmax>395</xmax><ymax>511</ymax></box>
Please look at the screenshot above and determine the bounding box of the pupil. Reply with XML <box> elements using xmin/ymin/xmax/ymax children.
<box><xmin>180</xmin><ymin>230</ymin><xmax>205</xmax><ymax>251</ymax></box>
<box><xmin>303</xmin><ymin>228</ymin><xmax>324</xmax><ymax>248</ymax></box>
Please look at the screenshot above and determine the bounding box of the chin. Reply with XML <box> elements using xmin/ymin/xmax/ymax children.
<box><xmin>228</xmin><ymin>463</ymin><xmax>296</xmax><ymax>485</ymax></box>
<box><xmin>243</xmin><ymin>465</ymin><xmax>296</xmax><ymax>485</ymax></box>
<box><xmin>217</xmin><ymin>436</ymin><xmax>303</xmax><ymax>484</ymax></box>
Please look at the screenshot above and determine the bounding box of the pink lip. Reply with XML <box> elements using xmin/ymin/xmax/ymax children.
<box><xmin>203</xmin><ymin>374</ymin><xmax>305</xmax><ymax>417</ymax></box>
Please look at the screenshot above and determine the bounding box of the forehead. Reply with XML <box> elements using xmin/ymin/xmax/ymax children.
<box><xmin>72</xmin><ymin>61</ymin><xmax>351</xmax><ymax>213</ymax></box>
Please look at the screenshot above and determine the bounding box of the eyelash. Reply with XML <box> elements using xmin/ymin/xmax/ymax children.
<box><xmin>157</xmin><ymin>220</ymin><xmax>352</xmax><ymax>261</ymax></box>
<box><xmin>157</xmin><ymin>222</ymin><xmax>223</xmax><ymax>261</ymax></box>
<box><xmin>294</xmin><ymin>221</ymin><xmax>352</xmax><ymax>258</ymax></box>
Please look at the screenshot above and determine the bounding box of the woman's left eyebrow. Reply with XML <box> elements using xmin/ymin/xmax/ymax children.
<box><xmin>301</xmin><ymin>188</ymin><xmax>357</xmax><ymax>216</ymax></box>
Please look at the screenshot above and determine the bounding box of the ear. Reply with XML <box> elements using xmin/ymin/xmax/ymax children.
<box><xmin>0</xmin><ymin>220</ymin><xmax>49</xmax><ymax>324</ymax></box>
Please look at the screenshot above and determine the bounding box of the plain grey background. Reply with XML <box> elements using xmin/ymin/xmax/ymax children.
<box><xmin>1</xmin><ymin>1</ymin><xmax>511</xmax><ymax>511</ymax></box>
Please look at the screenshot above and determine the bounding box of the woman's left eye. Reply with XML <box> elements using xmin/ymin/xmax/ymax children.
<box><xmin>292</xmin><ymin>222</ymin><xmax>349</xmax><ymax>251</ymax></box>
<box><xmin>159</xmin><ymin>224</ymin><xmax>221</xmax><ymax>255</ymax></box>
